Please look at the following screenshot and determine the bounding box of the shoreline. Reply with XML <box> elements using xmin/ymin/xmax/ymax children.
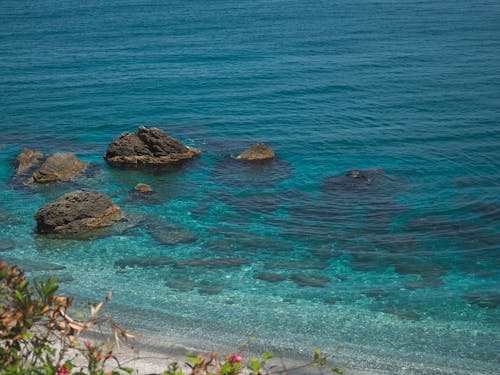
<box><xmin>80</xmin><ymin>330</ymin><xmax>388</xmax><ymax>375</ymax></box>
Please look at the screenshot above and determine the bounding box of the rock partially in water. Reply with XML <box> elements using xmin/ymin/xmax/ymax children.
<box><xmin>235</xmin><ymin>142</ymin><xmax>275</xmax><ymax>161</ymax></box>
<box><xmin>121</xmin><ymin>185</ymin><xmax>162</xmax><ymax>205</ymax></box>
<box><xmin>321</xmin><ymin>168</ymin><xmax>392</xmax><ymax>196</ymax></box>
<box><xmin>176</xmin><ymin>257</ymin><xmax>248</xmax><ymax>269</ymax></box>
<box><xmin>147</xmin><ymin>222</ymin><xmax>198</xmax><ymax>245</ymax></box>
<box><xmin>166</xmin><ymin>276</ymin><xmax>195</xmax><ymax>292</ymax></box>
<box><xmin>14</xmin><ymin>148</ymin><xmax>45</xmax><ymax>175</ymax></box>
<box><xmin>0</xmin><ymin>239</ymin><xmax>15</xmax><ymax>252</ymax></box>
<box><xmin>134</xmin><ymin>183</ymin><xmax>153</xmax><ymax>192</ymax></box>
<box><xmin>253</xmin><ymin>271</ymin><xmax>286</xmax><ymax>283</ymax></box>
<box><xmin>115</xmin><ymin>256</ymin><xmax>176</xmax><ymax>268</ymax></box>
<box><xmin>463</xmin><ymin>290</ymin><xmax>500</xmax><ymax>309</ymax></box>
<box><xmin>31</xmin><ymin>152</ymin><xmax>86</xmax><ymax>183</ymax></box>
<box><xmin>289</xmin><ymin>273</ymin><xmax>330</xmax><ymax>287</ymax></box>
<box><xmin>104</xmin><ymin>126</ymin><xmax>201</xmax><ymax>168</ymax></box>
<box><xmin>34</xmin><ymin>190</ymin><xmax>122</xmax><ymax>234</ymax></box>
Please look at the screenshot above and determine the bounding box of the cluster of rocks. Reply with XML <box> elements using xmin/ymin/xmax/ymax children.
<box><xmin>11</xmin><ymin>126</ymin><xmax>275</xmax><ymax>236</ymax></box>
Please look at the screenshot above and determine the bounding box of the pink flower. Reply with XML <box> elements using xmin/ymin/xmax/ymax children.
<box><xmin>84</xmin><ymin>341</ymin><xmax>93</xmax><ymax>350</ymax></box>
<box><xmin>55</xmin><ymin>365</ymin><xmax>69</xmax><ymax>375</ymax></box>
<box><xmin>0</xmin><ymin>261</ymin><xmax>5</xmax><ymax>271</ymax></box>
<box><xmin>228</xmin><ymin>353</ymin><xmax>243</xmax><ymax>363</ymax></box>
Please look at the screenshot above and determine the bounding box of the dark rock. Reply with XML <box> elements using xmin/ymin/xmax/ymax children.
<box><xmin>104</xmin><ymin>126</ymin><xmax>201</xmax><ymax>168</ymax></box>
<box><xmin>372</xmin><ymin>234</ymin><xmax>418</xmax><ymax>254</ymax></box>
<box><xmin>350</xmin><ymin>252</ymin><xmax>386</xmax><ymax>272</ymax></box>
<box><xmin>197</xmin><ymin>281</ymin><xmax>224</xmax><ymax>295</ymax></box>
<box><xmin>404</xmin><ymin>278</ymin><xmax>444</xmax><ymax>290</ymax></box>
<box><xmin>321</xmin><ymin>168</ymin><xmax>391</xmax><ymax>195</ymax></box>
<box><xmin>323</xmin><ymin>296</ymin><xmax>342</xmax><ymax>305</ymax></box>
<box><xmin>264</xmin><ymin>259</ymin><xmax>328</xmax><ymax>270</ymax></box>
<box><xmin>289</xmin><ymin>273</ymin><xmax>330</xmax><ymax>287</ymax></box>
<box><xmin>380</xmin><ymin>308</ymin><xmax>421</xmax><ymax>321</ymax></box>
<box><xmin>14</xmin><ymin>148</ymin><xmax>45</xmax><ymax>175</ymax></box>
<box><xmin>254</xmin><ymin>272</ymin><xmax>286</xmax><ymax>283</ymax></box>
<box><xmin>309</xmin><ymin>244</ymin><xmax>341</xmax><ymax>260</ymax></box>
<box><xmin>31</xmin><ymin>152</ymin><xmax>86</xmax><ymax>183</ymax></box>
<box><xmin>236</xmin><ymin>142</ymin><xmax>275</xmax><ymax>161</ymax></box>
<box><xmin>393</xmin><ymin>260</ymin><xmax>448</xmax><ymax>279</ymax></box>
<box><xmin>204</xmin><ymin>238</ymin><xmax>239</xmax><ymax>254</ymax></box>
<box><xmin>147</xmin><ymin>222</ymin><xmax>198</xmax><ymax>245</ymax></box>
<box><xmin>463</xmin><ymin>290</ymin><xmax>500</xmax><ymax>308</ymax></box>
<box><xmin>34</xmin><ymin>190</ymin><xmax>122</xmax><ymax>234</ymax></box>
<box><xmin>0</xmin><ymin>239</ymin><xmax>15</xmax><ymax>252</ymax></box>
<box><xmin>362</xmin><ymin>288</ymin><xmax>391</xmax><ymax>300</ymax></box>
<box><xmin>166</xmin><ymin>277</ymin><xmax>195</xmax><ymax>292</ymax></box>
<box><xmin>210</xmin><ymin>157</ymin><xmax>291</xmax><ymax>188</ymax></box>
<box><xmin>176</xmin><ymin>257</ymin><xmax>247</xmax><ymax>269</ymax></box>
<box><xmin>115</xmin><ymin>256</ymin><xmax>176</xmax><ymax>268</ymax></box>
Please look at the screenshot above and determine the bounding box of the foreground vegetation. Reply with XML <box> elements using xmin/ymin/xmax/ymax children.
<box><xmin>0</xmin><ymin>261</ymin><xmax>342</xmax><ymax>375</ymax></box>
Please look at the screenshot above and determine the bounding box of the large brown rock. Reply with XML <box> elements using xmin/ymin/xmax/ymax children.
<box><xmin>31</xmin><ymin>152</ymin><xmax>86</xmax><ymax>183</ymax></box>
<box><xmin>104</xmin><ymin>126</ymin><xmax>201</xmax><ymax>168</ymax></box>
<box><xmin>15</xmin><ymin>148</ymin><xmax>45</xmax><ymax>175</ymax></box>
<box><xmin>236</xmin><ymin>142</ymin><xmax>275</xmax><ymax>161</ymax></box>
<box><xmin>34</xmin><ymin>190</ymin><xmax>122</xmax><ymax>234</ymax></box>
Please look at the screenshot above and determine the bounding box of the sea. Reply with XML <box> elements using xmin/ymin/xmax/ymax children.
<box><xmin>1</xmin><ymin>1</ymin><xmax>499</xmax><ymax>374</ymax></box>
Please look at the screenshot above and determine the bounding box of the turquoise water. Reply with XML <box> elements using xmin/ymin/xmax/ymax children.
<box><xmin>1</xmin><ymin>0</ymin><xmax>499</xmax><ymax>373</ymax></box>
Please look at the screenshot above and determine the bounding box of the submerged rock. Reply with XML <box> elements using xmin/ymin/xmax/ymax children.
<box><xmin>147</xmin><ymin>222</ymin><xmax>198</xmax><ymax>245</ymax></box>
<box><xmin>114</xmin><ymin>256</ymin><xmax>176</xmax><ymax>268</ymax></box>
<box><xmin>463</xmin><ymin>290</ymin><xmax>500</xmax><ymax>308</ymax></box>
<box><xmin>0</xmin><ymin>239</ymin><xmax>16</xmax><ymax>252</ymax></box>
<box><xmin>121</xmin><ymin>184</ymin><xmax>162</xmax><ymax>205</ymax></box>
<box><xmin>253</xmin><ymin>271</ymin><xmax>286</xmax><ymax>283</ymax></box>
<box><xmin>236</xmin><ymin>142</ymin><xmax>275</xmax><ymax>161</ymax></box>
<box><xmin>31</xmin><ymin>152</ymin><xmax>86</xmax><ymax>183</ymax></box>
<box><xmin>321</xmin><ymin>168</ymin><xmax>390</xmax><ymax>194</ymax></box>
<box><xmin>210</xmin><ymin>157</ymin><xmax>291</xmax><ymax>188</ymax></box>
<box><xmin>34</xmin><ymin>190</ymin><xmax>122</xmax><ymax>234</ymax></box>
<box><xmin>104</xmin><ymin>126</ymin><xmax>201</xmax><ymax>168</ymax></box>
<box><xmin>166</xmin><ymin>276</ymin><xmax>195</xmax><ymax>292</ymax></box>
<box><xmin>176</xmin><ymin>257</ymin><xmax>247</xmax><ymax>269</ymax></box>
<box><xmin>197</xmin><ymin>281</ymin><xmax>224</xmax><ymax>295</ymax></box>
<box><xmin>289</xmin><ymin>273</ymin><xmax>330</xmax><ymax>287</ymax></box>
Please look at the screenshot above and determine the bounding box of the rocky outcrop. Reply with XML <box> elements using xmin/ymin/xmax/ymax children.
<box><xmin>104</xmin><ymin>126</ymin><xmax>201</xmax><ymax>168</ymax></box>
<box><xmin>236</xmin><ymin>142</ymin><xmax>275</xmax><ymax>161</ymax></box>
<box><xmin>31</xmin><ymin>152</ymin><xmax>86</xmax><ymax>183</ymax></box>
<box><xmin>133</xmin><ymin>183</ymin><xmax>153</xmax><ymax>192</ymax></box>
<box><xmin>15</xmin><ymin>148</ymin><xmax>45</xmax><ymax>175</ymax></box>
<box><xmin>34</xmin><ymin>190</ymin><xmax>122</xmax><ymax>234</ymax></box>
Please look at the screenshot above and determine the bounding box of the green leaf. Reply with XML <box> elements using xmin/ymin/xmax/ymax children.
<box><xmin>121</xmin><ymin>367</ymin><xmax>134</xmax><ymax>374</ymax></box>
<box><xmin>14</xmin><ymin>289</ymin><xmax>23</xmax><ymax>302</ymax></box>
<box><xmin>248</xmin><ymin>357</ymin><xmax>262</xmax><ymax>373</ymax></box>
<box><xmin>219</xmin><ymin>362</ymin><xmax>233</xmax><ymax>375</ymax></box>
<box><xmin>331</xmin><ymin>367</ymin><xmax>343</xmax><ymax>374</ymax></box>
<box><xmin>312</xmin><ymin>348</ymin><xmax>321</xmax><ymax>356</ymax></box>
<box><xmin>262</xmin><ymin>352</ymin><xmax>275</xmax><ymax>360</ymax></box>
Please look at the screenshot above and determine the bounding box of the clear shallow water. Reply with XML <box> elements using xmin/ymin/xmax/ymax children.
<box><xmin>1</xmin><ymin>0</ymin><xmax>499</xmax><ymax>373</ymax></box>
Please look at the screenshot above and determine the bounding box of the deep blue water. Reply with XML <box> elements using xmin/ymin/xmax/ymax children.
<box><xmin>1</xmin><ymin>1</ymin><xmax>499</xmax><ymax>373</ymax></box>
